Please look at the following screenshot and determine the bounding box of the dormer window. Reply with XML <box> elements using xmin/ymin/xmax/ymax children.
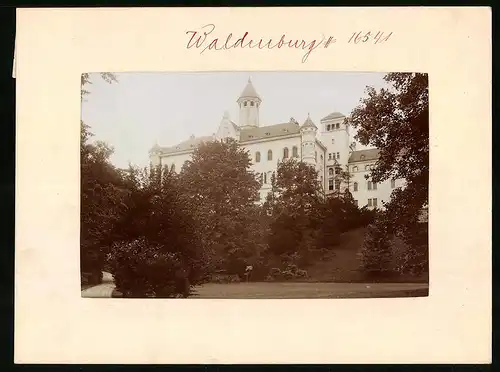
<box><xmin>244</xmin><ymin>102</ymin><xmax>248</xmax><ymax>107</ymax></box>
<box><xmin>250</xmin><ymin>101</ymin><xmax>254</xmax><ymax>106</ymax></box>
<box><xmin>336</xmin><ymin>123</ymin><xmax>340</xmax><ymax>129</ymax></box>
<box><xmin>360</xmin><ymin>155</ymin><xmax>365</xmax><ymax>160</ymax></box>
<box><xmin>265</xmin><ymin>132</ymin><xmax>270</xmax><ymax>135</ymax></box>
<box><xmin>327</xmin><ymin>124</ymin><xmax>331</xmax><ymax>131</ymax></box>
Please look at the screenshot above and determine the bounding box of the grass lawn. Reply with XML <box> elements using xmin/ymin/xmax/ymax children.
<box><xmin>191</xmin><ymin>282</ymin><xmax>429</xmax><ymax>299</ymax></box>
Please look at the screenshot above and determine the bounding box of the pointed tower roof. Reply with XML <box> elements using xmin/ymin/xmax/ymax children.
<box><xmin>238</xmin><ymin>77</ymin><xmax>260</xmax><ymax>100</ymax></box>
<box><xmin>300</xmin><ymin>113</ymin><xmax>318</xmax><ymax>130</ymax></box>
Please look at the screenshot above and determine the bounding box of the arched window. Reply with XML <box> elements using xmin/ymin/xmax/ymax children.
<box><xmin>292</xmin><ymin>146</ymin><xmax>298</xmax><ymax>158</ymax></box>
<box><xmin>255</xmin><ymin>151</ymin><xmax>261</xmax><ymax>162</ymax></box>
<box><xmin>267</xmin><ymin>150</ymin><xmax>273</xmax><ymax>161</ymax></box>
<box><xmin>283</xmin><ymin>147</ymin><xmax>289</xmax><ymax>159</ymax></box>
<box><xmin>264</xmin><ymin>172</ymin><xmax>267</xmax><ymax>184</ymax></box>
<box><xmin>354</xmin><ymin>182</ymin><xmax>358</xmax><ymax>192</ymax></box>
<box><xmin>329</xmin><ymin>168</ymin><xmax>334</xmax><ymax>176</ymax></box>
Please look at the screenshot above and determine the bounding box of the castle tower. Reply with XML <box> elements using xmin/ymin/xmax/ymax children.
<box><xmin>149</xmin><ymin>142</ymin><xmax>162</xmax><ymax>167</ymax></box>
<box><xmin>320</xmin><ymin>112</ymin><xmax>350</xmax><ymax>167</ymax></box>
<box><xmin>237</xmin><ymin>77</ymin><xmax>261</xmax><ymax>129</ymax></box>
<box><xmin>300</xmin><ymin>114</ymin><xmax>318</xmax><ymax>166</ymax></box>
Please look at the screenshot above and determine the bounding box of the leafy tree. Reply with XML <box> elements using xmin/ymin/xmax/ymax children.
<box><xmin>347</xmin><ymin>72</ymin><xmax>428</xmax><ymax>226</ymax></box>
<box><xmin>346</xmin><ymin>72</ymin><xmax>429</xmax><ymax>275</ymax></box>
<box><xmin>359</xmin><ymin>223</ymin><xmax>394</xmax><ymax>280</ymax></box>
<box><xmin>80</xmin><ymin>73</ymin><xmax>119</xmax><ymax>284</ymax></box>
<box><xmin>80</xmin><ymin>122</ymin><xmax>128</xmax><ymax>284</ymax></box>
<box><xmin>267</xmin><ymin>159</ymin><xmax>323</xmax><ymax>262</ymax></box>
<box><xmin>178</xmin><ymin>139</ymin><xmax>261</xmax><ymax>276</ymax></box>
<box><xmin>108</xmin><ymin>164</ymin><xmax>206</xmax><ymax>297</ymax></box>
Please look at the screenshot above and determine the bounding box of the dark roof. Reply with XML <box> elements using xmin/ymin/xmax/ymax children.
<box><xmin>348</xmin><ymin>148</ymin><xmax>380</xmax><ymax>163</ymax></box>
<box><xmin>321</xmin><ymin>112</ymin><xmax>345</xmax><ymax>121</ymax></box>
<box><xmin>239</xmin><ymin>78</ymin><xmax>260</xmax><ymax>99</ymax></box>
<box><xmin>300</xmin><ymin>115</ymin><xmax>318</xmax><ymax>129</ymax></box>
<box><xmin>157</xmin><ymin>135</ymin><xmax>214</xmax><ymax>154</ymax></box>
<box><xmin>239</xmin><ymin>122</ymin><xmax>300</xmax><ymax>142</ymax></box>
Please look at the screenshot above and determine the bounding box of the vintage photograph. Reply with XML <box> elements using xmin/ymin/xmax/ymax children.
<box><xmin>80</xmin><ymin>71</ymin><xmax>429</xmax><ymax>299</ymax></box>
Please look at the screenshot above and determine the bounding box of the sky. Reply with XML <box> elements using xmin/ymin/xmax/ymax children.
<box><xmin>81</xmin><ymin>71</ymin><xmax>389</xmax><ymax>169</ymax></box>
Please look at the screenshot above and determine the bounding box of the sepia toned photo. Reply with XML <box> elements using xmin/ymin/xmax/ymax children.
<box><xmin>80</xmin><ymin>71</ymin><xmax>429</xmax><ymax>299</ymax></box>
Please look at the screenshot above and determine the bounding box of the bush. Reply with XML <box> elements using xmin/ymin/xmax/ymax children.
<box><xmin>359</xmin><ymin>223</ymin><xmax>395</xmax><ymax>279</ymax></box>
<box><xmin>108</xmin><ymin>238</ymin><xmax>192</xmax><ymax>298</ymax></box>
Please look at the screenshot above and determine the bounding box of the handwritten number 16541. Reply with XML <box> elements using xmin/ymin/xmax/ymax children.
<box><xmin>348</xmin><ymin>31</ymin><xmax>393</xmax><ymax>44</ymax></box>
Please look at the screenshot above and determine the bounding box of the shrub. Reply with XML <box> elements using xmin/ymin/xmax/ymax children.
<box><xmin>108</xmin><ymin>238</ymin><xmax>192</xmax><ymax>298</ymax></box>
<box><xmin>359</xmin><ymin>223</ymin><xmax>395</xmax><ymax>280</ymax></box>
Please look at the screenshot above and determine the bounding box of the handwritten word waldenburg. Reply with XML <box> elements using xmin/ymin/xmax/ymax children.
<box><xmin>185</xmin><ymin>24</ymin><xmax>336</xmax><ymax>63</ymax></box>
<box><xmin>185</xmin><ymin>25</ymin><xmax>394</xmax><ymax>63</ymax></box>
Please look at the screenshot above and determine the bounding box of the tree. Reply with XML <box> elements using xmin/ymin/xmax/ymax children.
<box><xmin>267</xmin><ymin>158</ymin><xmax>323</xmax><ymax>262</ymax></box>
<box><xmin>108</xmin><ymin>164</ymin><xmax>205</xmax><ymax>297</ymax></box>
<box><xmin>80</xmin><ymin>122</ymin><xmax>128</xmax><ymax>284</ymax></box>
<box><xmin>178</xmin><ymin>139</ymin><xmax>261</xmax><ymax>276</ymax></box>
<box><xmin>359</xmin><ymin>223</ymin><xmax>394</xmax><ymax>280</ymax></box>
<box><xmin>346</xmin><ymin>72</ymin><xmax>429</xmax><ymax>275</ymax></box>
<box><xmin>80</xmin><ymin>73</ymin><xmax>119</xmax><ymax>284</ymax></box>
<box><xmin>347</xmin><ymin>72</ymin><xmax>429</xmax><ymax>226</ymax></box>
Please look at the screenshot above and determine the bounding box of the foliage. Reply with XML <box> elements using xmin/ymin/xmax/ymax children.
<box><xmin>80</xmin><ymin>121</ymin><xmax>128</xmax><ymax>280</ymax></box>
<box><xmin>347</xmin><ymin>72</ymin><xmax>429</xmax><ymax>275</ymax></box>
<box><xmin>178</xmin><ymin>139</ymin><xmax>262</xmax><ymax>276</ymax></box>
<box><xmin>359</xmin><ymin>223</ymin><xmax>394</xmax><ymax>279</ymax></box>
<box><xmin>108</xmin><ymin>238</ymin><xmax>191</xmax><ymax>298</ymax></box>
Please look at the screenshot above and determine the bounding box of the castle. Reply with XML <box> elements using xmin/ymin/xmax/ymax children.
<box><xmin>149</xmin><ymin>78</ymin><xmax>403</xmax><ymax>208</ymax></box>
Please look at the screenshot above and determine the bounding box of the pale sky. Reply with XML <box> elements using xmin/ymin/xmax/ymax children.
<box><xmin>81</xmin><ymin>71</ymin><xmax>389</xmax><ymax>169</ymax></box>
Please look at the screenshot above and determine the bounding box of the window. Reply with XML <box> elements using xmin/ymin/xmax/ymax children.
<box><xmin>368</xmin><ymin>198</ymin><xmax>372</xmax><ymax>207</ymax></box>
<box><xmin>336</xmin><ymin>123</ymin><xmax>340</xmax><ymax>129</ymax></box>
<box><xmin>171</xmin><ymin>164</ymin><xmax>176</xmax><ymax>172</ymax></box>
<box><xmin>265</xmin><ymin>132</ymin><xmax>270</xmax><ymax>136</ymax></box>
<box><xmin>327</xmin><ymin>124</ymin><xmax>331</xmax><ymax>131</ymax></box>
<box><xmin>244</xmin><ymin>102</ymin><xmax>247</xmax><ymax>107</ymax></box>
<box><xmin>320</xmin><ymin>154</ymin><xmax>323</xmax><ymax>161</ymax></box>
<box><xmin>260</xmin><ymin>173</ymin><xmax>264</xmax><ymax>185</ymax></box>
<box><xmin>332</xmin><ymin>138</ymin><xmax>335</xmax><ymax>144</ymax></box>
<box><xmin>335</xmin><ymin>180</ymin><xmax>341</xmax><ymax>190</ymax></box>
<box><xmin>283</xmin><ymin>147</ymin><xmax>289</xmax><ymax>158</ymax></box>
<box><xmin>336</xmin><ymin>152</ymin><xmax>340</xmax><ymax>159</ymax></box>
<box><xmin>329</xmin><ymin>168</ymin><xmax>334</xmax><ymax>176</ymax></box>
<box><xmin>373</xmin><ymin>198</ymin><xmax>378</xmax><ymax>207</ymax></box>
<box><xmin>353</xmin><ymin>166</ymin><xmax>358</xmax><ymax>172</ymax></box>
<box><xmin>255</xmin><ymin>151</ymin><xmax>261</xmax><ymax>162</ymax></box>
<box><xmin>264</xmin><ymin>172</ymin><xmax>267</xmax><ymax>184</ymax></box>
<box><xmin>391</xmin><ymin>179</ymin><xmax>396</xmax><ymax>188</ymax></box>
<box><xmin>373</xmin><ymin>182</ymin><xmax>378</xmax><ymax>190</ymax></box>
<box><xmin>368</xmin><ymin>181</ymin><xmax>372</xmax><ymax>190</ymax></box>
<box><xmin>292</xmin><ymin>146</ymin><xmax>298</xmax><ymax>158</ymax></box>
<box><xmin>354</xmin><ymin>200</ymin><xmax>358</xmax><ymax>206</ymax></box>
<box><xmin>335</xmin><ymin>167</ymin><xmax>342</xmax><ymax>175</ymax></box>
<box><xmin>315</xmin><ymin>151</ymin><xmax>317</xmax><ymax>161</ymax></box>
<box><xmin>268</xmin><ymin>171</ymin><xmax>272</xmax><ymax>184</ymax></box>
<box><xmin>360</xmin><ymin>155</ymin><xmax>365</xmax><ymax>160</ymax></box>
<box><xmin>328</xmin><ymin>179</ymin><xmax>334</xmax><ymax>190</ymax></box>
<box><xmin>328</xmin><ymin>153</ymin><xmax>332</xmax><ymax>160</ymax></box>
<box><xmin>353</xmin><ymin>182</ymin><xmax>358</xmax><ymax>192</ymax></box>
<box><xmin>251</xmin><ymin>101</ymin><xmax>254</xmax><ymax>106</ymax></box>
<box><xmin>365</xmin><ymin>165</ymin><xmax>370</xmax><ymax>171</ymax></box>
<box><xmin>267</xmin><ymin>150</ymin><xmax>273</xmax><ymax>161</ymax></box>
